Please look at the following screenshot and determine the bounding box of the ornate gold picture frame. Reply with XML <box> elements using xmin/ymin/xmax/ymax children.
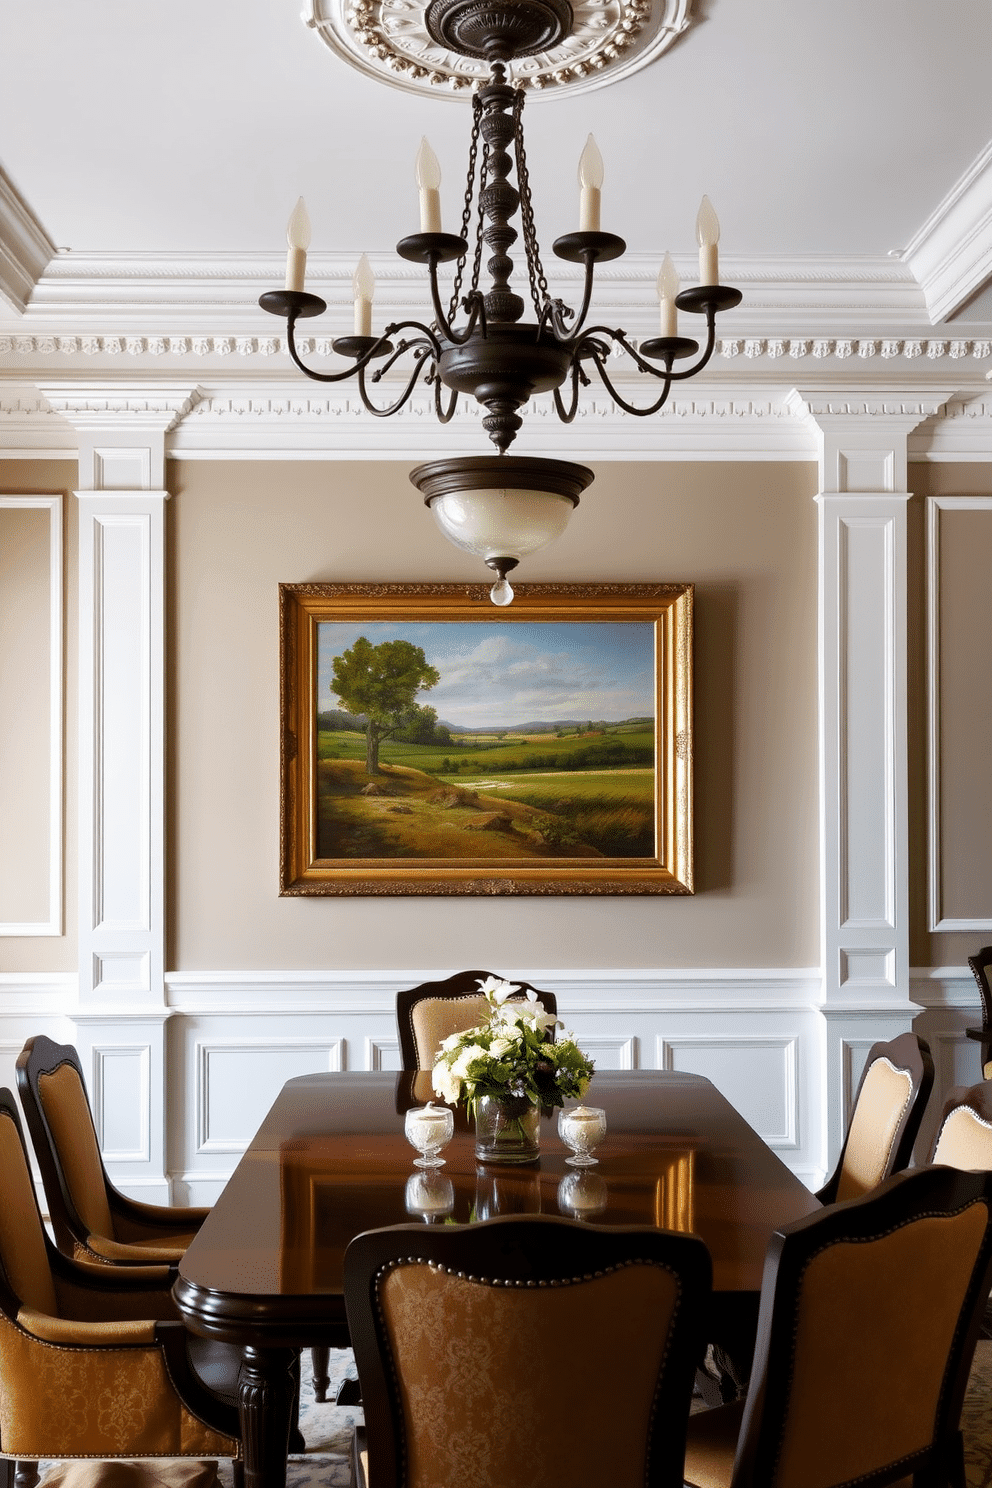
<box><xmin>280</xmin><ymin>582</ymin><xmax>692</xmax><ymax>896</ymax></box>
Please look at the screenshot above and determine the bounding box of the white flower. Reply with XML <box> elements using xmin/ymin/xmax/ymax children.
<box><xmin>440</xmin><ymin>1031</ymin><xmax>465</xmax><ymax>1052</ymax></box>
<box><xmin>432</xmin><ymin>1064</ymin><xmax>462</xmax><ymax>1104</ymax></box>
<box><xmin>451</xmin><ymin>1043</ymin><xmax>487</xmax><ymax>1078</ymax></box>
<box><xmin>489</xmin><ymin>1036</ymin><xmax>514</xmax><ymax>1057</ymax></box>
<box><xmin>477</xmin><ymin>975</ymin><xmax>521</xmax><ymax>1004</ymax></box>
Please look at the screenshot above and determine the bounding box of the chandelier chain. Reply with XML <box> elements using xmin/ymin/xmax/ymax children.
<box><xmin>513</xmin><ymin>92</ymin><xmax>549</xmax><ymax>319</ymax></box>
<box><xmin>448</xmin><ymin>94</ymin><xmax>485</xmax><ymax>321</ymax></box>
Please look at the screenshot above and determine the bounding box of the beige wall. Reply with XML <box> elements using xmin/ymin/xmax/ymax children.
<box><xmin>168</xmin><ymin>458</ymin><xmax>819</xmax><ymax>971</ymax></box>
<box><xmin>909</xmin><ymin>463</ymin><xmax>992</xmax><ymax>969</ymax></box>
<box><xmin>0</xmin><ymin>461</ymin><xmax>77</xmax><ymax>972</ymax></box>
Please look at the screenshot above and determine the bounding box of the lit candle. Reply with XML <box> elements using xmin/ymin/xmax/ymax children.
<box><xmin>696</xmin><ymin>195</ymin><xmax>720</xmax><ymax>285</ymax></box>
<box><xmin>657</xmin><ymin>252</ymin><xmax>679</xmax><ymax>338</ymax></box>
<box><xmin>352</xmin><ymin>253</ymin><xmax>374</xmax><ymax>337</ymax></box>
<box><xmin>416</xmin><ymin>138</ymin><xmax>442</xmax><ymax>234</ymax></box>
<box><xmin>284</xmin><ymin>197</ymin><xmax>311</xmax><ymax>293</ymax></box>
<box><xmin>578</xmin><ymin>135</ymin><xmax>604</xmax><ymax>232</ymax></box>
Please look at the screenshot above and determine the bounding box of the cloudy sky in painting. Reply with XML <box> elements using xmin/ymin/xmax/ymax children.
<box><xmin>317</xmin><ymin>621</ymin><xmax>655</xmax><ymax>729</ymax></box>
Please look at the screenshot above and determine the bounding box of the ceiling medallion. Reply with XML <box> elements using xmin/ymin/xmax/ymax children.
<box><xmin>305</xmin><ymin>0</ymin><xmax>692</xmax><ymax>99</ymax></box>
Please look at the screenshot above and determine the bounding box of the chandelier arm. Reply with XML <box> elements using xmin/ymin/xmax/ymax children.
<box><xmin>664</xmin><ymin>311</ymin><xmax>719</xmax><ymax>381</ymax></box>
<box><xmin>585</xmin><ymin>347</ymin><xmax>675</xmax><ymax>418</ymax></box>
<box><xmin>555</xmin><ymin>255</ymin><xmax>597</xmax><ymax>344</ymax></box>
<box><xmin>356</xmin><ymin>350</ymin><xmax>434</xmax><ymax>419</ymax></box>
<box><xmin>367</xmin><ymin>337</ymin><xmax>436</xmax><ymax>381</ymax></box>
<box><xmin>574</xmin><ymin>325</ymin><xmax>675</xmax><ymax>377</ymax></box>
<box><xmin>551</xmin><ymin>358</ymin><xmax>582</xmax><ymax>424</ymax></box>
<box><xmin>433</xmin><ymin>376</ymin><xmax>459</xmax><ymax>425</ymax></box>
<box><xmin>426</xmin><ymin>260</ymin><xmax>487</xmax><ymax>346</ymax></box>
<box><xmin>380</xmin><ymin>319</ymin><xmax>445</xmax><ymax>360</ymax></box>
<box><xmin>281</xmin><ymin>314</ymin><xmax>397</xmax><ymax>385</ymax></box>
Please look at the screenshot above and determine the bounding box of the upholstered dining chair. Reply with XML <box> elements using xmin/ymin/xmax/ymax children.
<box><xmin>0</xmin><ymin>1087</ymin><xmax>243</xmax><ymax>1481</ymax></box>
<box><xmin>815</xmin><ymin>1029</ymin><xmax>933</xmax><ymax>1204</ymax></box>
<box><xmin>344</xmin><ymin>1213</ymin><xmax>711</xmax><ymax>1488</ymax></box>
<box><xmin>16</xmin><ymin>1034</ymin><xmax>327</xmax><ymax>1414</ymax></box>
<box><xmin>16</xmin><ymin>1035</ymin><xmax>209</xmax><ymax>1267</ymax></box>
<box><xmin>965</xmin><ymin>946</ymin><xmax>992</xmax><ymax>1077</ymax></box>
<box><xmin>928</xmin><ymin>1078</ymin><xmax>992</xmax><ymax>1170</ymax></box>
<box><xmin>683</xmin><ymin>1164</ymin><xmax>992</xmax><ymax>1488</ymax></box>
<box><xmin>395</xmin><ymin>969</ymin><xmax>558</xmax><ymax>1070</ymax></box>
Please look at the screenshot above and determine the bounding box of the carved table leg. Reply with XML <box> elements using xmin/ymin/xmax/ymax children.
<box><xmin>310</xmin><ymin>1345</ymin><xmax>330</xmax><ymax>1403</ymax></box>
<box><xmin>238</xmin><ymin>1345</ymin><xmax>298</xmax><ymax>1488</ymax></box>
<box><xmin>14</xmin><ymin>1466</ymin><xmax>40</xmax><ymax>1488</ymax></box>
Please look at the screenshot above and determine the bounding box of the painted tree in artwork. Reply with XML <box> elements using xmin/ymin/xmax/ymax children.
<box><xmin>330</xmin><ymin>636</ymin><xmax>440</xmax><ymax>775</ymax></box>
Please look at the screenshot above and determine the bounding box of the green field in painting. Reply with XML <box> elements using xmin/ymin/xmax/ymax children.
<box><xmin>316</xmin><ymin>727</ymin><xmax>656</xmax><ymax>859</ymax></box>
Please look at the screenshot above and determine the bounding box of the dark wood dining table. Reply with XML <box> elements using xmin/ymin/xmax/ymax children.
<box><xmin>174</xmin><ymin>1068</ymin><xmax>820</xmax><ymax>1488</ymax></box>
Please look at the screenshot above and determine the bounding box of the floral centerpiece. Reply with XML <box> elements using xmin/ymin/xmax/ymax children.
<box><xmin>432</xmin><ymin>976</ymin><xmax>595</xmax><ymax>1163</ymax></box>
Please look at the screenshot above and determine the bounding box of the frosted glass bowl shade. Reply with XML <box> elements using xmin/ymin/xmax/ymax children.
<box><xmin>410</xmin><ymin>455</ymin><xmax>594</xmax><ymax>566</ymax></box>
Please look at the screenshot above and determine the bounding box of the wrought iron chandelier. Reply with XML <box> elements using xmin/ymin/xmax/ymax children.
<box><xmin>261</xmin><ymin>0</ymin><xmax>741</xmax><ymax>602</ymax></box>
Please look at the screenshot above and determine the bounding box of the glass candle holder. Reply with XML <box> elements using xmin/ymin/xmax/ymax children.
<box><xmin>404</xmin><ymin>1102</ymin><xmax>454</xmax><ymax>1169</ymax></box>
<box><xmin>405</xmin><ymin>1171</ymin><xmax>455</xmax><ymax>1221</ymax></box>
<box><xmin>558</xmin><ymin>1105</ymin><xmax>607</xmax><ymax>1166</ymax></box>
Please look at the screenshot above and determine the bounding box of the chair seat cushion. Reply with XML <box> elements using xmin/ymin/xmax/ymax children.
<box><xmin>86</xmin><ymin>1235</ymin><xmax>193</xmax><ymax>1263</ymax></box>
<box><xmin>40</xmin><ymin>1462</ymin><xmax>218</xmax><ymax>1488</ymax></box>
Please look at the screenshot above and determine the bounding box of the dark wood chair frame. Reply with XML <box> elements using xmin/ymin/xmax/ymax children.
<box><xmin>927</xmin><ymin>1078</ymin><xmax>992</xmax><ymax>1163</ymax></box>
<box><xmin>815</xmin><ymin>1030</ymin><xmax>934</xmax><ymax>1205</ymax></box>
<box><xmin>344</xmin><ymin>1213</ymin><xmax>712</xmax><ymax>1488</ymax></box>
<box><xmin>965</xmin><ymin>946</ymin><xmax>992</xmax><ymax>1071</ymax></box>
<box><xmin>0</xmin><ymin>1089</ymin><xmax>244</xmax><ymax>1488</ymax></box>
<box><xmin>395</xmin><ymin>969</ymin><xmax>558</xmax><ymax>1071</ymax></box>
<box><xmin>730</xmin><ymin>1165</ymin><xmax>992</xmax><ymax>1488</ymax></box>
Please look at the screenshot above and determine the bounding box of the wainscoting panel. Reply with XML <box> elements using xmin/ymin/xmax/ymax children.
<box><xmin>194</xmin><ymin>1036</ymin><xmax>345</xmax><ymax>1155</ymax></box>
<box><xmin>660</xmin><ymin>1034</ymin><xmax>799</xmax><ymax>1149</ymax></box>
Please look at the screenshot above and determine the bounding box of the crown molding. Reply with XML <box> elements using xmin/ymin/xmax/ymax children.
<box><xmin>4</xmin><ymin>377</ymin><xmax>992</xmax><ymax>463</ymax></box>
<box><xmin>0</xmin><ymin>167</ymin><xmax>56</xmax><ymax>316</ymax></box>
<box><xmin>902</xmin><ymin>139</ymin><xmax>992</xmax><ymax>324</ymax></box>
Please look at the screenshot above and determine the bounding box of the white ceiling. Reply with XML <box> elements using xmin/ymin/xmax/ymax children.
<box><xmin>1</xmin><ymin>0</ymin><xmax>990</xmax><ymax>266</ymax></box>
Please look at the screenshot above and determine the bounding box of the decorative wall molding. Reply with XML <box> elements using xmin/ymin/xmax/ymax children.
<box><xmin>903</xmin><ymin>138</ymin><xmax>992</xmax><ymax>324</ymax></box>
<box><xmin>926</xmin><ymin>495</ymin><xmax>992</xmax><ymax>932</ymax></box>
<box><xmin>4</xmin><ymin>332</ymin><xmax>989</xmax><ymax>366</ymax></box>
<box><xmin>0</xmin><ymin>495</ymin><xmax>62</xmax><ymax>936</ymax></box>
<box><xmin>0</xmin><ymin>167</ymin><xmax>55</xmax><ymax>317</ymax></box>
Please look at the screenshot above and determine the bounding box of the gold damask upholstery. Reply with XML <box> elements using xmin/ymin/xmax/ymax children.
<box><xmin>395</xmin><ymin>971</ymin><xmax>558</xmax><ymax>1071</ymax></box>
<box><xmin>0</xmin><ymin>1089</ymin><xmax>241</xmax><ymax>1469</ymax></box>
<box><xmin>17</xmin><ymin>1039</ymin><xmax>208</xmax><ymax>1268</ymax></box>
<box><xmin>684</xmin><ymin>1166</ymin><xmax>992</xmax><ymax>1488</ymax></box>
<box><xmin>929</xmin><ymin>1080</ymin><xmax>992</xmax><ymax>1171</ymax></box>
<box><xmin>345</xmin><ymin>1214</ymin><xmax>711</xmax><ymax>1488</ymax></box>
<box><xmin>816</xmin><ymin>1031</ymin><xmax>933</xmax><ymax>1205</ymax></box>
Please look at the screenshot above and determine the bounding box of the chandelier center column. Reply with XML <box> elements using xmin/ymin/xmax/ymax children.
<box><xmin>478</xmin><ymin>67</ymin><xmax>524</xmax><ymax>326</ymax></box>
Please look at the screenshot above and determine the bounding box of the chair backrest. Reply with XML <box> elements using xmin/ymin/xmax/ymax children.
<box><xmin>345</xmin><ymin>1214</ymin><xmax>710</xmax><ymax>1488</ymax></box>
<box><xmin>0</xmin><ymin>1088</ymin><xmax>59</xmax><ymax>1320</ymax></box>
<box><xmin>819</xmin><ymin>1030</ymin><xmax>933</xmax><ymax>1204</ymax></box>
<box><xmin>968</xmin><ymin>946</ymin><xmax>992</xmax><ymax>1030</ymax></box>
<box><xmin>929</xmin><ymin>1079</ymin><xmax>992</xmax><ymax>1170</ymax></box>
<box><xmin>729</xmin><ymin>1165</ymin><xmax>992</xmax><ymax>1488</ymax></box>
<box><xmin>395</xmin><ymin>970</ymin><xmax>558</xmax><ymax>1070</ymax></box>
<box><xmin>16</xmin><ymin>1034</ymin><xmax>115</xmax><ymax>1253</ymax></box>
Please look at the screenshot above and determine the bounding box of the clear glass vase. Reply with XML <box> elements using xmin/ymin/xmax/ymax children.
<box><xmin>473</xmin><ymin>1093</ymin><xmax>541</xmax><ymax>1164</ymax></box>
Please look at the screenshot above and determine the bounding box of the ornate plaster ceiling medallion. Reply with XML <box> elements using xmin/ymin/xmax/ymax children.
<box><xmin>305</xmin><ymin>0</ymin><xmax>692</xmax><ymax>99</ymax></box>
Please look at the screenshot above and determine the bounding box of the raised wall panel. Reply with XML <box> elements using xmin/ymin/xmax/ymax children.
<box><xmin>927</xmin><ymin>497</ymin><xmax>992</xmax><ymax>931</ymax></box>
<box><xmin>92</xmin><ymin>1044</ymin><xmax>150</xmax><ymax>1161</ymax></box>
<box><xmin>577</xmin><ymin>1035</ymin><xmax>637</xmax><ymax>1070</ymax></box>
<box><xmin>0</xmin><ymin>496</ymin><xmax>61</xmax><ymax>935</ymax></box>
<box><xmin>366</xmin><ymin>1038</ymin><xmax>400</xmax><ymax>1071</ymax></box>
<box><xmin>659</xmin><ymin>1034</ymin><xmax>799</xmax><ymax>1149</ymax></box>
<box><xmin>77</xmin><ymin>492</ymin><xmax>166</xmax><ymax>1004</ymax></box>
<box><xmin>195</xmin><ymin>1039</ymin><xmax>344</xmax><ymax>1154</ymax></box>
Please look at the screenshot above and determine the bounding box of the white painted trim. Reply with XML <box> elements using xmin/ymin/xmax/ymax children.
<box><xmin>659</xmin><ymin>1033</ymin><xmax>800</xmax><ymax>1148</ymax></box>
<box><xmin>0</xmin><ymin>167</ymin><xmax>55</xmax><ymax>316</ymax></box>
<box><xmin>926</xmin><ymin>496</ymin><xmax>992</xmax><ymax>933</ymax></box>
<box><xmin>92</xmin><ymin>1043</ymin><xmax>151</xmax><ymax>1162</ymax></box>
<box><xmin>164</xmin><ymin>967</ymin><xmax>824</xmax><ymax>1015</ymax></box>
<box><xmin>0</xmin><ymin>495</ymin><xmax>62</xmax><ymax>936</ymax></box>
<box><xmin>903</xmin><ymin>140</ymin><xmax>992</xmax><ymax>324</ymax></box>
<box><xmin>194</xmin><ymin>1037</ymin><xmax>345</xmax><ymax>1153</ymax></box>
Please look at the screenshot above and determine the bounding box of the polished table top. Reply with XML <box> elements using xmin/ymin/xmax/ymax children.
<box><xmin>175</xmin><ymin>1069</ymin><xmax>820</xmax><ymax>1346</ymax></box>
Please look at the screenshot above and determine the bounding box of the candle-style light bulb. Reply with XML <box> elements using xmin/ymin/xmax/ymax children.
<box><xmin>416</xmin><ymin>138</ymin><xmax>442</xmax><ymax>233</ymax></box>
<box><xmin>696</xmin><ymin>195</ymin><xmax>720</xmax><ymax>285</ymax></box>
<box><xmin>657</xmin><ymin>252</ymin><xmax>679</xmax><ymax>338</ymax></box>
<box><xmin>578</xmin><ymin>134</ymin><xmax>604</xmax><ymax>232</ymax></box>
<box><xmin>284</xmin><ymin>197</ymin><xmax>311</xmax><ymax>293</ymax></box>
<box><xmin>352</xmin><ymin>253</ymin><xmax>375</xmax><ymax>337</ymax></box>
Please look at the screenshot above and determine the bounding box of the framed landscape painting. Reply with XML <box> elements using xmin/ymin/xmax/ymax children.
<box><xmin>279</xmin><ymin>582</ymin><xmax>693</xmax><ymax>896</ymax></box>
